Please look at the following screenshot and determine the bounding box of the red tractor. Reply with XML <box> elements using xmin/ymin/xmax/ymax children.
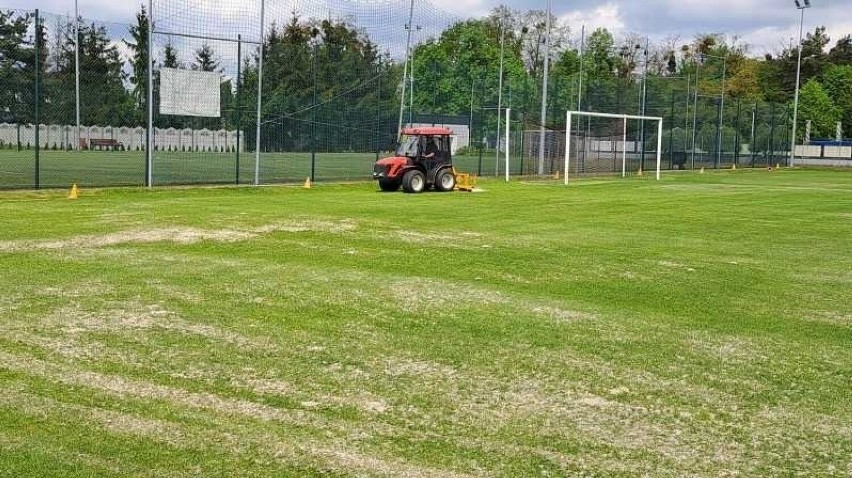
<box><xmin>373</xmin><ymin>127</ymin><xmax>456</xmax><ymax>193</ymax></box>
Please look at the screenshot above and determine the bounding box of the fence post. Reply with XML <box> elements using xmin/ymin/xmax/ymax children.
<box><xmin>375</xmin><ymin>64</ymin><xmax>381</xmax><ymax>163</ymax></box>
<box><xmin>235</xmin><ymin>34</ymin><xmax>242</xmax><ymax>184</ymax></box>
<box><xmin>34</xmin><ymin>9</ymin><xmax>40</xmax><ymax>190</ymax></box>
<box><xmin>714</xmin><ymin>97</ymin><xmax>721</xmax><ymax>169</ymax></box>
<box><xmin>734</xmin><ymin>99</ymin><xmax>741</xmax><ymax>166</ymax></box>
<box><xmin>769</xmin><ymin>103</ymin><xmax>776</xmax><ymax>166</ymax></box>
<box><xmin>310</xmin><ymin>42</ymin><xmax>317</xmax><ymax>183</ymax></box>
<box><xmin>750</xmin><ymin>104</ymin><xmax>756</xmax><ymax>168</ymax></box>
<box><xmin>669</xmin><ymin>88</ymin><xmax>675</xmax><ymax>169</ymax></box>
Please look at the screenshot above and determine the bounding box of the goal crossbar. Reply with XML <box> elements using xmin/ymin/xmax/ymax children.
<box><xmin>564</xmin><ymin>110</ymin><xmax>664</xmax><ymax>185</ymax></box>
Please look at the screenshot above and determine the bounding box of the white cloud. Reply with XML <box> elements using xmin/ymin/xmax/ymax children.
<box><xmin>560</xmin><ymin>3</ymin><xmax>626</xmax><ymax>39</ymax></box>
<box><xmin>430</xmin><ymin>0</ymin><xmax>490</xmax><ymax>17</ymax></box>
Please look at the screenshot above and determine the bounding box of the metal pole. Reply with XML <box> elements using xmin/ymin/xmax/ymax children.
<box><xmin>640</xmin><ymin>39</ymin><xmax>648</xmax><ymax>171</ymax></box>
<box><xmin>146</xmin><ymin>0</ymin><xmax>154</xmax><ymax>187</ymax></box>
<box><xmin>254</xmin><ymin>0</ymin><xmax>265</xmax><ymax>185</ymax></box>
<box><xmin>577</xmin><ymin>26</ymin><xmax>584</xmax><ymax>111</ymax></box>
<box><xmin>790</xmin><ymin>6</ymin><xmax>806</xmax><ymax>167</ymax></box>
<box><xmin>690</xmin><ymin>57</ymin><xmax>700</xmax><ymax>169</ymax></box>
<box><xmin>622</xmin><ymin>117</ymin><xmax>627</xmax><ymax>177</ymax></box>
<box><xmin>684</xmin><ymin>73</ymin><xmax>690</xmax><ymax>160</ymax></box>
<box><xmin>750</xmin><ymin>104</ymin><xmax>756</xmax><ymax>168</ymax></box>
<box><xmin>538</xmin><ymin>0</ymin><xmax>552</xmax><ymax>175</ymax></box>
<box><xmin>576</xmin><ymin>25</ymin><xmax>585</xmax><ymax>165</ymax></box>
<box><xmin>469</xmin><ymin>76</ymin><xmax>475</xmax><ymax>142</ymax></box>
<box><xmin>564</xmin><ymin>111</ymin><xmax>571</xmax><ymax>185</ymax></box>
<box><xmin>236</xmin><ymin>34</ymin><xmax>241</xmax><ymax>184</ymax></box>
<box><xmin>505</xmin><ymin>107</ymin><xmax>510</xmax><ymax>182</ymax></box>
<box><xmin>496</xmin><ymin>13</ymin><xmax>506</xmax><ymax>177</ymax></box>
<box><xmin>311</xmin><ymin>43</ymin><xmax>318</xmax><ymax>182</ymax></box>
<box><xmin>717</xmin><ymin>56</ymin><xmax>726</xmax><ymax>168</ymax></box>
<box><xmin>656</xmin><ymin>119</ymin><xmax>663</xmax><ymax>180</ymax></box>
<box><xmin>409</xmin><ymin>40</ymin><xmax>415</xmax><ymax>125</ymax></box>
<box><xmin>34</xmin><ymin>9</ymin><xmax>40</xmax><ymax>189</ymax></box>
<box><xmin>375</xmin><ymin>63</ymin><xmax>381</xmax><ymax>162</ymax></box>
<box><xmin>74</xmin><ymin>0</ymin><xmax>81</xmax><ymax>152</ymax></box>
<box><xmin>397</xmin><ymin>0</ymin><xmax>415</xmax><ymax>137</ymax></box>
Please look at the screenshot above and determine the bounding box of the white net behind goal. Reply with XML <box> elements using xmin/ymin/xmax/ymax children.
<box><xmin>563</xmin><ymin>111</ymin><xmax>664</xmax><ymax>183</ymax></box>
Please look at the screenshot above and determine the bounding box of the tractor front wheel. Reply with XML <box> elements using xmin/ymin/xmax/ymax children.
<box><xmin>402</xmin><ymin>170</ymin><xmax>426</xmax><ymax>194</ymax></box>
<box><xmin>434</xmin><ymin>169</ymin><xmax>456</xmax><ymax>192</ymax></box>
<box><xmin>378</xmin><ymin>178</ymin><xmax>401</xmax><ymax>192</ymax></box>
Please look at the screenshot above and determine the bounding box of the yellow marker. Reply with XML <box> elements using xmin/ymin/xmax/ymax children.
<box><xmin>731</xmin><ymin>163</ymin><xmax>737</xmax><ymax>171</ymax></box>
<box><xmin>553</xmin><ymin>170</ymin><xmax>560</xmax><ymax>180</ymax></box>
<box><xmin>776</xmin><ymin>163</ymin><xmax>780</xmax><ymax>170</ymax></box>
<box><xmin>68</xmin><ymin>183</ymin><xmax>79</xmax><ymax>200</ymax></box>
<box><xmin>700</xmin><ymin>167</ymin><xmax>705</xmax><ymax>174</ymax></box>
<box><xmin>637</xmin><ymin>168</ymin><xmax>644</xmax><ymax>176</ymax></box>
<box><xmin>303</xmin><ymin>177</ymin><xmax>312</xmax><ymax>189</ymax></box>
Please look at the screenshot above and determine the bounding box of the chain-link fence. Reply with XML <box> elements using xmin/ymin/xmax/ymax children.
<box><xmin>0</xmin><ymin>2</ymin><xmax>794</xmax><ymax>190</ymax></box>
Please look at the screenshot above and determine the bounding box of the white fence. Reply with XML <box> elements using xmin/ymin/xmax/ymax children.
<box><xmin>0</xmin><ymin>123</ymin><xmax>243</xmax><ymax>152</ymax></box>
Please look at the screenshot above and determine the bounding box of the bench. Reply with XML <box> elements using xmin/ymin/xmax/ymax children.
<box><xmin>88</xmin><ymin>138</ymin><xmax>123</xmax><ymax>150</ymax></box>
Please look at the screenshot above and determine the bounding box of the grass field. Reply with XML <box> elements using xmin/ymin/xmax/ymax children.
<box><xmin>0</xmin><ymin>150</ymin><xmax>492</xmax><ymax>189</ymax></box>
<box><xmin>0</xmin><ymin>169</ymin><xmax>850</xmax><ymax>476</ymax></box>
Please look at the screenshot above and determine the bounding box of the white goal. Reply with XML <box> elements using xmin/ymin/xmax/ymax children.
<box><xmin>564</xmin><ymin>111</ymin><xmax>664</xmax><ymax>184</ymax></box>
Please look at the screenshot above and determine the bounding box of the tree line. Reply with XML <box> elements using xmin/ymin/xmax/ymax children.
<box><xmin>0</xmin><ymin>5</ymin><xmax>850</xmax><ymax>153</ymax></box>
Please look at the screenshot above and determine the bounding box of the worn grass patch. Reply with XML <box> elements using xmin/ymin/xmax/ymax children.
<box><xmin>1</xmin><ymin>170</ymin><xmax>850</xmax><ymax>476</ymax></box>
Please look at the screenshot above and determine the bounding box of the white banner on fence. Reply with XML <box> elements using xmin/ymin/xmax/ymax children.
<box><xmin>160</xmin><ymin>68</ymin><xmax>221</xmax><ymax>118</ymax></box>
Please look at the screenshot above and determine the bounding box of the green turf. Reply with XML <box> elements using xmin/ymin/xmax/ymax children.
<box><xmin>0</xmin><ymin>149</ymin><xmax>491</xmax><ymax>189</ymax></box>
<box><xmin>0</xmin><ymin>169</ymin><xmax>850</xmax><ymax>476</ymax></box>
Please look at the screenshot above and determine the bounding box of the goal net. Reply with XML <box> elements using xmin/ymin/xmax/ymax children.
<box><xmin>563</xmin><ymin>111</ymin><xmax>664</xmax><ymax>184</ymax></box>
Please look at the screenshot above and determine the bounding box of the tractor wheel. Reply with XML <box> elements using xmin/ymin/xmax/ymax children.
<box><xmin>402</xmin><ymin>170</ymin><xmax>426</xmax><ymax>194</ymax></box>
<box><xmin>378</xmin><ymin>178</ymin><xmax>401</xmax><ymax>192</ymax></box>
<box><xmin>434</xmin><ymin>169</ymin><xmax>456</xmax><ymax>192</ymax></box>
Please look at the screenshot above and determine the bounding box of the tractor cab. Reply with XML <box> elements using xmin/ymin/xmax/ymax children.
<box><xmin>373</xmin><ymin>127</ymin><xmax>456</xmax><ymax>193</ymax></box>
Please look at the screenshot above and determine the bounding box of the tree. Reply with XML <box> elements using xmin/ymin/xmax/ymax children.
<box><xmin>51</xmin><ymin>20</ymin><xmax>133</xmax><ymax>126</ymax></box>
<box><xmin>193</xmin><ymin>43</ymin><xmax>220</xmax><ymax>72</ymax></box>
<box><xmin>584</xmin><ymin>28</ymin><xmax>617</xmax><ymax>80</ymax></box>
<box><xmin>126</xmin><ymin>5</ymin><xmax>150</xmax><ymax>110</ymax></box>
<box><xmin>163</xmin><ymin>41</ymin><xmax>179</xmax><ymax>69</ymax></box>
<box><xmin>821</xmin><ymin>64</ymin><xmax>852</xmax><ymax>135</ymax></box>
<box><xmin>797</xmin><ymin>78</ymin><xmax>840</xmax><ymax>140</ymax></box>
<box><xmin>829</xmin><ymin>35</ymin><xmax>852</xmax><ymax>65</ymax></box>
<box><xmin>0</xmin><ymin>10</ymin><xmax>41</xmax><ymax>123</ymax></box>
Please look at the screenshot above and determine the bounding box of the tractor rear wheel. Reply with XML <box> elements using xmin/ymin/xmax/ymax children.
<box><xmin>402</xmin><ymin>170</ymin><xmax>426</xmax><ymax>194</ymax></box>
<box><xmin>378</xmin><ymin>178</ymin><xmax>401</xmax><ymax>192</ymax></box>
<box><xmin>434</xmin><ymin>169</ymin><xmax>456</xmax><ymax>192</ymax></box>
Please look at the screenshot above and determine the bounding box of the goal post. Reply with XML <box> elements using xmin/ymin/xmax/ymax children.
<box><xmin>564</xmin><ymin>111</ymin><xmax>664</xmax><ymax>185</ymax></box>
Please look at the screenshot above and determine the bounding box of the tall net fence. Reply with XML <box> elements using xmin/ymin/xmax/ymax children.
<box><xmin>513</xmin><ymin>76</ymin><xmax>792</xmax><ymax>177</ymax></box>
<box><xmin>0</xmin><ymin>2</ymin><xmax>794</xmax><ymax>190</ymax></box>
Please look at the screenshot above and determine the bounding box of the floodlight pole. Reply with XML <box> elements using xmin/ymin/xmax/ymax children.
<box><xmin>74</xmin><ymin>0</ymin><xmax>81</xmax><ymax>152</ymax></box>
<box><xmin>254</xmin><ymin>0</ymin><xmax>265</xmax><ymax>185</ymax></box>
<box><xmin>537</xmin><ymin>0</ymin><xmax>552</xmax><ymax>175</ymax></box>
<box><xmin>397</xmin><ymin>0</ymin><xmax>415</xmax><ymax>137</ymax></box>
<box><xmin>790</xmin><ymin>1</ymin><xmax>810</xmax><ymax>167</ymax></box>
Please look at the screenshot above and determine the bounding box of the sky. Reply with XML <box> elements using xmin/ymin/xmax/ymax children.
<box><xmin>11</xmin><ymin>0</ymin><xmax>851</xmax><ymax>57</ymax></box>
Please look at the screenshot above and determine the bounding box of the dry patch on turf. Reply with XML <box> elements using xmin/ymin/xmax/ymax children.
<box><xmin>686</xmin><ymin>333</ymin><xmax>767</xmax><ymax>362</ymax></box>
<box><xmin>0</xmin><ymin>218</ymin><xmax>357</xmax><ymax>253</ymax></box>
<box><xmin>805</xmin><ymin>311</ymin><xmax>852</xmax><ymax>327</ymax></box>
<box><xmin>385</xmin><ymin>276</ymin><xmax>597</xmax><ymax>323</ymax></box>
<box><xmin>391</xmin><ymin>229</ymin><xmax>484</xmax><ymax>245</ymax></box>
<box><xmin>2</xmin><ymin>300</ymin><xmax>273</xmax><ymax>360</ymax></box>
<box><xmin>0</xmin><ymin>351</ymin><xmax>328</xmax><ymax>429</ymax></box>
<box><xmin>0</xmin><ymin>352</ymin><xmax>478</xmax><ymax>476</ymax></box>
